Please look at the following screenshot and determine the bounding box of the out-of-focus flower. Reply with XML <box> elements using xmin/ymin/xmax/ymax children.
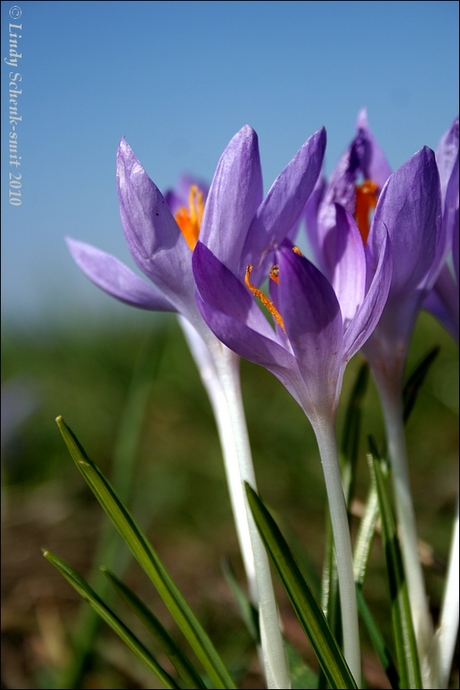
<box><xmin>305</xmin><ymin>108</ymin><xmax>392</xmax><ymax>265</ymax></box>
<box><xmin>423</xmin><ymin>117</ymin><xmax>459</xmax><ymax>341</ymax></box>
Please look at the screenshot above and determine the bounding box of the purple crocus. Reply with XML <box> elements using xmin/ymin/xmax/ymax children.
<box><xmin>193</xmin><ymin>217</ymin><xmax>391</xmax><ymax>425</ymax></box>
<box><xmin>193</xmin><ymin>197</ymin><xmax>392</xmax><ymax>685</ymax></box>
<box><xmin>66</xmin><ymin>124</ymin><xmax>326</xmax><ymax>689</ymax></box>
<box><xmin>354</xmin><ymin>146</ymin><xmax>444</xmax><ymax>678</ymax></box>
<box><xmin>423</xmin><ymin>117</ymin><xmax>459</xmax><ymax>342</ymax></box>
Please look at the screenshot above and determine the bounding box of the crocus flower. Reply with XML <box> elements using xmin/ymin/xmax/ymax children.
<box><xmin>193</xmin><ymin>217</ymin><xmax>391</xmax><ymax>426</ymax></box>
<box><xmin>423</xmin><ymin>117</ymin><xmax>459</xmax><ymax>342</ymax></box>
<box><xmin>359</xmin><ymin>148</ymin><xmax>443</xmax><ymax>685</ymax></box>
<box><xmin>67</xmin><ymin>124</ymin><xmax>326</xmax><ymax>689</ymax></box>
<box><xmin>193</xmin><ymin>194</ymin><xmax>392</xmax><ymax>685</ymax></box>
<box><xmin>306</xmin><ymin>113</ymin><xmax>452</xmax><ymax>684</ymax></box>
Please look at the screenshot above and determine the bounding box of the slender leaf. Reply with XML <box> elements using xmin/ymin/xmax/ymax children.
<box><xmin>353</xmin><ymin>475</ymin><xmax>379</xmax><ymax>588</ymax></box>
<box><xmin>58</xmin><ymin>329</ymin><xmax>165</xmax><ymax>689</ymax></box>
<box><xmin>43</xmin><ymin>550</ymin><xmax>179</xmax><ymax>689</ymax></box>
<box><xmin>56</xmin><ymin>416</ymin><xmax>235</xmax><ymax>690</ymax></box>
<box><xmin>356</xmin><ymin>586</ymin><xmax>399</xmax><ymax>689</ymax></box>
<box><xmin>403</xmin><ymin>346</ymin><xmax>440</xmax><ymax>424</ymax></box>
<box><xmin>102</xmin><ymin>567</ymin><xmax>206</xmax><ymax>689</ymax></box>
<box><xmin>369</xmin><ymin>454</ymin><xmax>422</xmax><ymax>689</ymax></box>
<box><xmin>245</xmin><ymin>483</ymin><xmax>358</xmax><ymax>689</ymax></box>
<box><xmin>341</xmin><ymin>361</ymin><xmax>369</xmax><ymax>505</ymax></box>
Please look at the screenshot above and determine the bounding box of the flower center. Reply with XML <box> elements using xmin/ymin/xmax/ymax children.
<box><xmin>355</xmin><ymin>179</ymin><xmax>378</xmax><ymax>244</ymax></box>
<box><xmin>175</xmin><ymin>185</ymin><xmax>204</xmax><ymax>251</ymax></box>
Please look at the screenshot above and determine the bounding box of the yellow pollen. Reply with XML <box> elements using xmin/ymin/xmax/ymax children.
<box><xmin>292</xmin><ymin>245</ymin><xmax>303</xmax><ymax>256</ymax></box>
<box><xmin>175</xmin><ymin>185</ymin><xmax>204</xmax><ymax>251</ymax></box>
<box><xmin>245</xmin><ymin>264</ymin><xmax>285</xmax><ymax>333</ymax></box>
<box><xmin>355</xmin><ymin>179</ymin><xmax>378</xmax><ymax>244</ymax></box>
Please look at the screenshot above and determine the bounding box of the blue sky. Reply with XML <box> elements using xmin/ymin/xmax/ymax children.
<box><xmin>2</xmin><ymin>1</ymin><xmax>458</xmax><ymax>327</ymax></box>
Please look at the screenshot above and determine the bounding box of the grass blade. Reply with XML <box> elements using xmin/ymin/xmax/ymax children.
<box><xmin>245</xmin><ymin>483</ymin><xmax>357</xmax><ymax>689</ymax></box>
<box><xmin>58</xmin><ymin>329</ymin><xmax>165</xmax><ymax>689</ymax></box>
<box><xmin>403</xmin><ymin>346</ymin><xmax>440</xmax><ymax>424</ymax></box>
<box><xmin>56</xmin><ymin>416</ymin><xmax>235</xmax><ymax>690</ymax></box>
<box><xmin>353</xmin><ymin>473</ymin><xmax>379</xmax><ymax>588</ymax></box>
<box><xmin>341</xmin><ymin>361</ymin><xmax>369</xmax><ymax>504</ymax></box>
<box><xmin>43</xmin><ymin>550</ymin><xmax>179</xmax><ymax>689</ymax></box>
<box><xmin>102</xmin><ymin>567</ymin><xmax>206</xmax><ymax>689</ymax></box>
<box><xmin>356</xmin><ymin>586</ymin><xmax>399</xmax><ymax>689</ymax></box>
<box><xmin>369</xmin><ymin>454</ymin><xmax>422</xmax><ymax>689</ymax></box>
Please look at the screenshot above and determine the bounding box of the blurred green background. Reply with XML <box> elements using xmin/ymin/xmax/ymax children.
<box><xmin>1</xmin><ymin>309</ymin><xmax>458</xmax><ymax>688</ymax></box>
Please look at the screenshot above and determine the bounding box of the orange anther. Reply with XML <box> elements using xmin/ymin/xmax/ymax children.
<box><xmin>245</xmin><ymin>265</ymin><xmax>285</xmax><ymax>332</ymax></box>
<box><xmin>175</xmin><ymin>185</ymin><xmax>204</xmax><ymax>251</ymax></box>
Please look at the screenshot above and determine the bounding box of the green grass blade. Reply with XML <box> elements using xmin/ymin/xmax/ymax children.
<box><xmin>43</xmin><ymin>550</ymin><xmax>179</xmax><ymax>689</ymax></box>
<box><xmin>341</xmin><ymin>361</ymin><xmax>369</xmax><ymax>504</ymax></box>
<box><xmin>102</xmin><ymin>567</ymin><xmax>206</xmax><ymax>689</ymax></box>
<box><xmin>402</xmin><ymin>346</ymin><xmax>440</xmax><ymax>424</ymax></box>
<box><xmin>245</xmin><ymin>483</ymin><xmax>357</xmax><ymax>689</ymax></box>
<box><xmin>58</xmin><ymin>329</ymin><xmax>165</xmax><ymax>689</ymax></box>
<box><xmin>56</xmin><ymin>416</ymin><xmax>235</xmax><ymax>690</ymax></box>
<box><xmin>353</xmin><ymin>472</ymin><xmax>379</xmax><ymax>588</ymax></box>
<box><xmin>355</xmin><ymin>586</ymin><xmax>399</xmax><ymax>689</ymax></box>
<box><xmin>369</xmin><ymin>455</ymin><xmax>422</xmax><ymax>689</ymax></box>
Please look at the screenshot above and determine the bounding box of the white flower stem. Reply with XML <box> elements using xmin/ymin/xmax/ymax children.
<box><xmin>430</xmin><ymin>495</ymin><xmax>459</xmax><ymax>688</ymax></box>
<box><xmin>311</xmin><ymin>414</ymin><xmax>361</xmax><ymax>688</ymax></box>
<box><xmin>179</xmin><ymin>317</ymin><xmax>290</xmax><ymax>689</ymax></box>
<box><xmin>374</xmin><ymin>376</ymin><xmax>434</xmax><ymax>685</ymax></box>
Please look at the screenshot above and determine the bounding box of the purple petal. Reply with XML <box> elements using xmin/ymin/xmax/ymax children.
<box><xmin>342</xmin><ymin>228</ymin><xmax>392</xmax><ymax>359</ymax></box>
<box><xmin>277</xmin><ymin>248</ymin><xmax>344</xmax><ymax>410</ymax></box>
<box><xmin>436</xmin><ymin>117</ymin><xmax>459</xmax><ymax>204</ymax></box>
<box><xmin>329</xmin><ymin>205</ymin><xmax>366</xmax><ymax>327</ymax></box>
<box><xmin>192</xmin><ymin>242</ymin><xmax>276</xmax><ymax>341</ymax></box>
<box><xmin>423</xmin><ymin>265</ymin><xmax>459</xmax><ymax>342</ymax></box>
<box><xmin>196</xmin><ymin>297</ymin><xmax>304</xmax><ymax>407</ymax></box>
<box><xmin>117</xmin><ymin>139</ymin><xmax>197</xmax><ymax>316</ymax></box>
<box><xmin>244</xmin><ymin>128</ymin><xmax>327</xmax><ymax>273</ymax></box>
<box><xmin>453</xmin><ymin>208</ymin><xmax>459</xmax><ymax>283</ymax></box>
<box><xmin>66</xmin><ymin>238</ymin><xmax>176</xmax><ymax>312</ymax></box>
<box><xmin>369</xmin><ymin>146</ymin><xmax>441</xmax><ymax>297</ymax></box>
<box><xmin>199</xmin><ymin>126</ymin><xmax>263</xmax><ymax>274</ymax></box>
<box><xmin>304</xmin><ymin>176</ymin><xmax>327</xmax><ymax>271</ymax></box>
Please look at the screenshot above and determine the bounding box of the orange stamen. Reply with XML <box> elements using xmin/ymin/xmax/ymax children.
<box><xmin>245</xmin><ymin>264</ymin><xmax>285</xmax><ymax>332</ymax></box>
<box><xmin>355</xmin><ymin>179</ymin><xmax>378</xmax><ymax>244</ymax></box>
<box><xmin>175</xmin><ymin>185</ymin><xmax>204</xmax><ymax>251</ymax></box>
